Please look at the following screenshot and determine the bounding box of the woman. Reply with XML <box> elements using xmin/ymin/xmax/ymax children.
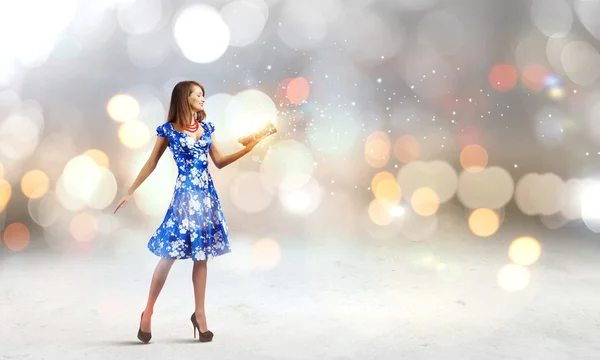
<box><xmin>113</xmin><ymin>80</ymin><xmax>262</xmax><ymax>344</ymax></box>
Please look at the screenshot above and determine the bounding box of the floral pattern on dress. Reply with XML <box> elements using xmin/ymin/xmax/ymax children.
<box><xmin>147</xmin><ymin>121</ymin><xmax>232</xmax><ymax>260</ymax></box>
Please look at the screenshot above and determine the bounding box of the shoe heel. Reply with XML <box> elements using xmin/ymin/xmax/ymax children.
<box><xmin>191</xmin><ymin>313</ymin><xmax>197</xmax><ymax>339</ymax></box>
<box><xmin>191</xmin><ymin>312</ymin><xmax>213</xmax><ymax>342</ymax></box>
<box><xmin>137</xmin><ymin>312</ymin><xmax>152</xmax><ymax>344</ymax></box>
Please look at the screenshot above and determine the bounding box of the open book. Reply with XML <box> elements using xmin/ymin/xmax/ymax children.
<box><xmin>237</xmin><ymin>122</ymin><xmax>278</xmax><ymax>146</ymax></box>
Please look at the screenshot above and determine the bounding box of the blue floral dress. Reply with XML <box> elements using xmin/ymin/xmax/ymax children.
<box><xmin>147</xmin><ymin>121</ymin><xmax>232</xmax><ymax>260</ymax></box>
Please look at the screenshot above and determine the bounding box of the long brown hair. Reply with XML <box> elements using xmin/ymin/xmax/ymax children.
<box><xmin>166</xmin><ymin>81</ymin><xmax>206</xmax><ymax>128</ymax></box>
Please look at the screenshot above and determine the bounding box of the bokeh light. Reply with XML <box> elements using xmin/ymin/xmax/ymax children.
<box><xmin>561</xmin><ymin>40</ymin><xmax>600</xmax><ymax>86</ymax></box>
<box><xmin>368</xmin><ymin>199</ymin><xmax>394</xmax><ymax>226</ymax></box>
<box><xmin>3</xmin><ymin>222</ymin><xmax>30</xmax><ymax>251</ymax></box>
<box><xmin>489</xmin><ymin>63</ymin><xmax>518</xmax><ymax>92</ymax></box>
<box><xmin>225</xmin><ymin>89</ymin><xmax>278</xmax><ymax>138</ymax></box>
<box><xmin>515</xmin><ymin>173</ymin><xmax>564</xmax><ymax>216</ymax></box>
<box><xmin>118</xmin><ymin>120</ymin><xmax>151</xmax><ymax>149</ymax></box>
<box><xmin>83</xmin><ymin>149</ymin><xmax>110</xmax><ymax>168</ymax></box>
<box><xmin>371</xmin><ymin>171</ymin><xmax>396</xmax><ymax>195</ymax></box>
<box><xmin>0</xmin><ymin>0</ymin><xmax>77</xmax><ymax>67</ymax></box>
<box><xmin>253</xmin><ymin>238</ymin><xmax>281</xmax><ymax>270</ymax></box>
<box><xmin>411</xmin><ymin>187</ymin><xmax>440</xmax><ymax>216</ymax></box>
<box><xmin>457</xmin><ymin>167</ymin><xmax>514</xmax><ymax>209</ymax></box>
<box><xmin>56</xmin><ymin>154</ymin><xmax>119</xmax><ymax>211</ymax></box>
<box><xmin>459</xmin><ymin>144</ymin><xmax>488</xmax><ymax>173</ymax></box>
<box><xmin>174</xmin><ymin>4</ymin><xmax>230</xmax><ymax>64</ymax></box>
<box><xmin>0</xmin><ymin>178</ymin><xmax>12</xmax><ymax>212</ymax></box>
<box><xmin>560</xmin><ymin>178</ymin><xmax>584</xmax><ymax>220</ymax></box>
<box><xmin>286</xmin><ymin>77</ymin><xmax>310</xmax><ymax>105</ymax></box>
<box><xmin>468</xmin><ymin>208</ymin><xmax>500</xmax><ymax>237</ymax></box>
<box><xmin>276</xmin><ymin>78</ymin><xmax>293</xmax><ymax>106</ymax></box>
<box><xmin>393</xmin><ymin>134</ymin><xmax>420</xmax><ymax>163</ymax></box>
<box><xmin>581</xmin><ymin>180</ymin><xmax>600</xmax><ymax>233</ymax></box>
<box><xmin>106</xmin><ymin>94</ymin><xmax>140</xmax><ymax>123</ymax></box>
<box><xmin>0</xmin><ymin>111</ymin><xmax>43</xmax><ymax>161</ymax></box>
<box><xmin>530</xmin><ymin>0</ymin><xmax>573</xmax><ymax>37</ymax></box>
<box><xmin>21</xmin><ymin>169</ymin><xmax>49</xmax><ymax>199</ymax></box>
<box><xmin>373</xmin><ymin>178</ymin><xmax>402</xmax><ymax>206</ymax></box>
<box><xmin>128</xmin><ymin>150</ymin><xmax>177</xmax><ymax>217</ymax></box>
<box><xmin>522</xmin><ymin>64</ymin><xmax>549</xmax><ymax>91</ymax></box>
<box><xmin>365</xmin><ymin>131</ymin><xmax>391</xmax><ymax>168</ymax></box>
<box><xmin>117</xmin><ymin>0</ymin><xmax>162</xmax><ymax>35</ymax></box>
<box><xmin>278</xmin><ymin>177</ymin><xmax>322</xmax><ymax>216</ymax></box>
<box><xmin>70</xmin><ymin>212</ymin><xmax>99</xmax><ymax>242</ymax></box>
<box><xmin>230</xmin><ymin>171</ymin><xmax>274</xmax><ymax>213</ymax></box>
<box><xmin>28</xmin><ymin>191</ymin><xmax>63</xmax><ymax>227</ymax></box>
<box><xmin>260</xmin><ymin>139</ymin><xmax>314</xmax><ymax>191</ymax></box>
<box><xmin>398</xmin><ymin>160</ymin><xmax>458</xmax><ymax>203</ymax></box>
<box><xmin>221</xmin><ymin>0</ymin><xmax>268</xmax><ymax>48</ymax></box>
<box><xmin>497</xmin><ymin>264</ymin><xmax>531</xmax><ymax>292</ymax></box>
<box><xmin>509</xmin><ymin>236</ymin><xmax>542</xmax><ymax>266</ymax></box>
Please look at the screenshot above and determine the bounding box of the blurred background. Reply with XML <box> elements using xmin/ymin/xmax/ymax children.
<box><xmin>2</xmin><ymin>0</ymin><xmax>600</xmax><ymax>292</ymax></box>
<box><xmin>3</xmin><ymin>0</ymin><xmax>600</xmax><ymax>358</ymax></box>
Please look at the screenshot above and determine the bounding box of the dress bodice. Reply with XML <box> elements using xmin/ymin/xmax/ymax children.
<box><xmin>156</xmin><ymin>121</ymin><xmax>215</xmax><ymax>174</ymax></box>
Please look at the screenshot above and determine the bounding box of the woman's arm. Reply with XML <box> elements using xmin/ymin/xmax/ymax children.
<box><xmin>126</xmin><ymin>137</ymin><xmax>170</xmax><ymax>195</ymax></box>
<box><xmin>209</xmin><ymin>133</ymin><xmax>258</xmax><ymax>169</ymax></box>
<box><xmin>114</xmin><ymin>136</ymin><xmax>169</xmax><ymax>214</ymax></box>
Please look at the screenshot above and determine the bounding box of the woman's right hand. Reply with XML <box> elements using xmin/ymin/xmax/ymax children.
<box><xmin>113</xmin><ymin>193</ymin><xmax>132</xmax><ymax>214</ymax></box>
<box><xmin>244</xmin><ymin>135</ymin><xmax>261</xmax><ymax>151</ymax></box>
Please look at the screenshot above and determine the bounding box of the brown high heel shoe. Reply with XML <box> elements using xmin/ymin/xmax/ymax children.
<box><xmin>137</xmin><ymin>312</ymin><xmax>152</xmax><ymax>344</ymax></box>
<box><xmin>190</xmin><ymin>312</ymin><xmax>214</xmax><ymax>342</ymax></box>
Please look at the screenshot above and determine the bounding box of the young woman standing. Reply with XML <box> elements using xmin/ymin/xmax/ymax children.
<box><xmin>114</xmin><ymin>81</ymin><xmax>262</xmax><ymax>343</ymax></box>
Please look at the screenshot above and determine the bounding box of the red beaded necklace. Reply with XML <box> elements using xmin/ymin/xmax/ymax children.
<box><xmin>183</xmin><ymin>118</ymin><xmax>199</xmax><ymax>132</ymax></box>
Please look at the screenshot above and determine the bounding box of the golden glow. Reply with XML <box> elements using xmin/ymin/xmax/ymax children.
<box><xmin>371</xmin><ymin>171</ymin><xmax>395</xmax><ymax>195</ymax></box>
<box><xmin>497</xmin><ymin>264</ymin><xmax>531</xmax><ymax>292</ymax></box>
<box><xmin>107</xmin><ymin>94</ymin><xmax>140</xmax><ymax>123</ymax></box>
<box><xmin>368</xmin><ymin>199</ymin><xmax>393</xmax><ymax>226</ymax></box>
<box><xmin>393</xmin><ymin>134</ymin><xmax>420</xmax><ymax>163</ymax></box>
<box><xmin>118</xmin><ymin>120</ymin><xmax>151</xmax><ymax>149</ymax></box>
<box><xmin>468</xmin><ymin>208</ymin><xmax>500</xmax><ymax>237</ymax></box>
<box><xmin>460</xmin><ymin>144</ymin><xmax>488</xmax><ymax>173</ymax></box>
<box><xmin>84</xmin><ymin>149</ymin><xmax>110</xmax><ymax>168</ymax></box>
<box><xmin>508</xmin><ymin>236</ymin><xmax>541</xmax><ymax>266</ymax></box>
<box><xmin>411</xmin><ymin>187</ymin><xmax>440</xmax><ymax>216</ymax></box>
<box><xmin>21</xmin><ymin>169</ymin><xmax>49</xmax><ymax>199</ymax></box>
<box><xmin>3</xmin><ymin>222</ymin><xmax>30</xmax><ymax>251</ymax></box>
<box><xmin>373</xmin><ymin>178</ymin><xmax>401</xmax><ymax>205</ymax></box>
<box><xmin>0</xmin><ymin>179</ymin><xmax>11</xmax><ymax>212</ymax></box>
<box><xmin>365</xmin><ymin>131</ymin><xmax>390</xmax><ymax>168</ymax></box>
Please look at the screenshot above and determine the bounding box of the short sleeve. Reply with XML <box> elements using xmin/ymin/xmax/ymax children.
<box><xmin>205</xmin><ymin>121</ymin><xmax>215</xmax><ymax>135</ymax></box>
<box><xmin>156</xmin><ymin>124</ymin><xmax>167</xmax><ymax>138</ymax></box>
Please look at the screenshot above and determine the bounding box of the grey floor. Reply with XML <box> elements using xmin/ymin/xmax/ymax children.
<box><xmin>1</xmin><ymin>216</ymin><xmax>599</xmax><ymax>360</ymax></box>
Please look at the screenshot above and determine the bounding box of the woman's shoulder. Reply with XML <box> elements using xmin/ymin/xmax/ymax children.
<box><xmin>156</xmin><ymin>122</ymin><xmax>172</xmax><ymax>137</ymax></box>
<box><xmin>203</xmin><ymin>120</ymin><xmax>216</xmax><ymax>133</ymax></box>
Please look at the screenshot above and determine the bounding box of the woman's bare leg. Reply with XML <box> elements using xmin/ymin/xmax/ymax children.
<box><xmin>140</xmin><ymin>258</ymin><xmax>176</xmax><ymax>332</ymax></box>
<box><xmin>192</xmin><ymin>259</ymin><xmax>209</xmax><ymax>332</ymax></box>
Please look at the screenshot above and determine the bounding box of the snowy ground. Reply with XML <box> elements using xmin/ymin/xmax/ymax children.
<box><xmin>1</xmin><ymin>216</ymin><xmax>599</xmax><ymax>360</ymax></box>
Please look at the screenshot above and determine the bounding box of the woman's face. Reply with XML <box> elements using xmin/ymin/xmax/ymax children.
<box><xmin>188</xmin><ymin>85</ymin><xmax>205</xmax><ymax>113</ymax></box>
